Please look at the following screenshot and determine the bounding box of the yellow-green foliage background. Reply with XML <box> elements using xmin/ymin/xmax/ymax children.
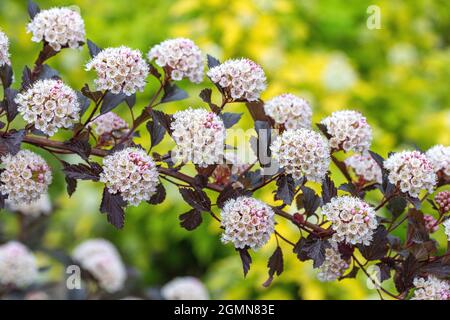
<box><xmin>0</xmin><ymin>0</ymin><xmax>449</xmax><ymax>299</ymax></box>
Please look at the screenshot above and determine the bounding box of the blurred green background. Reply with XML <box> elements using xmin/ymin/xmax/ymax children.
<box><xmin>0</xmin><ymin>0</ymin><xmax>449</xmax><ymax>299</ymax></box>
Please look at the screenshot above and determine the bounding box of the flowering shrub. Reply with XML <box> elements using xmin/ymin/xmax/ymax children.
<box><xmin>0</xmin><ymin>1</ymin><xmax>449</xmax><ymax>300</ymax></box>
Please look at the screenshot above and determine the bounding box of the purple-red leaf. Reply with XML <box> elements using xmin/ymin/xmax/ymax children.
<box><xmin>147</xmin><ymin>183</ymin><xmax>166</xmax><ymax>205</ymax></box>
<box><xmin>263</xmin><ymin>246</ymin><xmax>284</xmax><ymax>287</ymax></box>
<box><xmin>237</xmin><ymin>248</ymin><xmax>252</xmax><ymax>277</ymax></box>
<box><xmin>179</xmin><ymin>188</ymin><xmax>211</xmax><ymax>212</ymax></box>
<box><xmin>99</xmin><ymin>188</ymin><xmax>127</xmax><ymax>229</ymax></box>
<box><xmin>179</xmin><ymin>209</ymin><xmax>202</xmax><ymax>231</ymax></box>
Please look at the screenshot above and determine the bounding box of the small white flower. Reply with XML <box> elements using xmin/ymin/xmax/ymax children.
<box><xmin>426</xmin><ymin>145</ymin><xmax>450</xmax><ymax>176</ymax></box>
<box><xmin>148</xmin><ymin>38</ymin><xmax>204</xmax><ymax>83</ymax></box>
<box><xmin>15</xmin><ymin>79</ymin><xmax>80</xmax><ymax>136</ymax></box>
<box><xmin>345</xmin><ymin>153</ymin><xmax>382</xmax><ymax>184</ymax></box>
<box><xmin>220</xmin><ymin>196</ymin><xmax>275</xmax><ymax>250</ymax></box>
<box><xmin>0</xmin><ymin>241</ymin><xmax>38</xmax><ymax>288</ymax></box>
<box><xmin>171</xmin><ymin>108</ymin><xmax>225</xmax><ymax>167</ymax></box>
<box><xmin>207</xmin><ymin>58</ymin><xmax>266</xmax><ymax>102</ymax></box>
<box><xmin>443</xmin><ymin>219</ymin><xmax>450</xmax><ymax>242</ymax></box>
<box><xmin>317</xmin><ymin>241</ymin><xmax>349</xmax><ymax>282</ymax></box>
<box><xmin>322</xmin><ymin>196</ymin><xmax>378</xmax><ymax>246</ymax></box>
<box><xmin>86</xmin><ymin>46</ymin><xmax>149</xmax><ymax>96</ymax></box>
<box><xmin>72</xmin><ymin>239</ymin><xmax>126</xmax><ymax>293</ymax></box>
<box><xmin>270</xmin><ymin>128</ymin><xmax>330</xmax><ymax>182</ymax></box>
<box><xmin>6</xmin><ymin>193</ymin><xmax>52</xmax><ymax>218</ymax></box>
<box><xmin>264</xmin><ymin>94</ymin><xmax>312</xmax><ymax>130</ymax></box>
<box><xmin>161</xmin><ymin>276</ymin><xmax>209</xmax><ymax>300</ymax></box>
<box><xmin>384</xmin><ymin>151</ymin><xmax>437</xmax><ymax>198</ymax></box>
<box><xmin>27</xmin><ymin>7</ymin><xmax>85</xmax><ymax>51</ymax></box>
<box><xmin>100</xmin><ymin>147</ymin><xmax>159</xmax><ymax>206</ymax></box>
<box><xmin>435</xmin><ymin>191</ymin><xmax>450</xmax><ymax>213</ymax></box>
<box><xmin>412</xmin><ymin>276</ymin><xmax>450</xmax><ymax>300</ymax></box>
<box><xmin>320</xmin><ymin>110</ymin><xmax>372</xmax><ymax>153</ymax></box>
<box><xmin>0</xmin><ymin>150</ymin><xmax>52</xmax><ymax>205</ymax></box>
<box><xmin>90</xmin><ymin>112</ymin><xmax>129</xmax><ymax>146</ymax></box>
<box><xmin>0</xmin><ymin>29</ymin><xmax>10</xmax><ymax>67</ymax></box>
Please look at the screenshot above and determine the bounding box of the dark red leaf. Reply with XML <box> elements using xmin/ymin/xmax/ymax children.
<box><xmin>147</xmin><ymin>183</ymin><xmax>166</xmax><ymax>205</ymax></box>
<box><xmin>179</xmin><ymin>209</ymin><xmax>202</xmax><ymax>231</ymax></box>
<box><xmin>275</xmin><ymin>174</ymin><xmax>295</xmax><ymax>205</ymax></box>
<box><xmin>357</xmin><ymin>225</ymin><xmax>389</xmax><ymax>261</ymax></box>
<box><xmin>322</xmin><ymin>175</ymin><xmax>337</xmax><ymax>204</ymax></box>
<box><xmin>237</xmin><ymin>248</ymin><xmax>252</xmax><ymax>277</ymax></box>
<box><xmin>263</xmin><ymin>246</ymin><xmax>284</xmax><ymax>287</ymax></box>
<box><xmin>99</xmin><ymin>188</ymin><xmax>127</xmax><ymax>229</ymax></box>
<box><xmin>179</xmin><ymin>188</ymin><xmax>211</xmax><ymax>212</ymax></box>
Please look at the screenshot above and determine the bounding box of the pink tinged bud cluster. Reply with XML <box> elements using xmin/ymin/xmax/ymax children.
<box><xmin>26</xmin><ymin>7</ymin><xmax>85</xmax><ymax>51</ymax></box>
<box><xmin>322</xmin><ymin>196</ymin><xmax>378</xmax><ymax>246</ymax></box>
<box><xmin>426</xmin><ymin>145</ymin><xmax>450</xmax><ymax>176</ymax></box>
<box><xmin>345</xmin><ymin>153</ymin><xmax>382</xmax><ymax>184</ymax></box>
<box><xmin>0</xmin><ymin>241</ymin><xmax>38</xmax><ymax>288</ymax></box>
<box><xmin>15</xmin><ymin>79</ymin><xmax>80</xmax><ymax>136</ymax></box>
<box><xmin>161</xmin><ymin>276</ymin><xmax>209</xmax><ymax>300</ymax></box>
<box><xmin>220</xmin><ymin>196</ymin><xmax>275</xmax><ymax>250</ymax></box>
<box><xmin>320</xmin><ymin>110</ymin><xmax>372</xmax><ymax>153</ymax></box>
<box><xmin>443</xmin><ymin>219</ymin><xmax>450</xmax><ymax>242</ymax></box>
<box><xmin>270</xmin><ymin>128</ymin><xmax>330</xmax><ymax>182</ymax></box>
<box><xmin>6</xmin><ymin>193</ymin><xmax>52</xmax><ymax>218</ymax></box>
<box><xmin>171</xmin><ymin>108</ymin><xmax>225</xmax><ymax>168</ymax></box>
<box><xmin>72</xmin><ymin>239</ymin><xmax>126</xmax><ymax>293</ymax></box>
<box><xmin>423</xmin><ymin>215</ymin><xmax>438</xmax><ymax>233</ymax></box>
<box><xmin>100</xmin><ymin>147</ymin><xmax>160</xmax><ymax>206</ymax></box>
<box><xmin>0</xmin><ymin>150</ymin><xmax>52</xmax><ymax>205</ymax></box>
<box><xmin>264</xmin><ymin>94</ymin><xmax>312</xmax><ymax>130</ymax></box>
<box><xmin>207</xmin><ymin>58</ymin><xmax>266</xmax><ymax>102</ymax></box>
<box><xmin>0</xmin><ymin>30</ymin><xmax>10</xmax><ymax>67</ymax></box>
<box><xmin>412</xmin><ymin>276</ymin><xmax>450</xmax><ymax>300</ymax></box>
<box><xmin>317</xmin><ymin>242</ymin><xmax>349</xmax><ymax>282</ymax></box>
<box><xmin>384</xmin><ymin>151</ymin><xmax>437</xmax><ymax>198</ymax></box>
<box><xmin>148</xmin><ymin>38</ymin><xmax>204</xmax><ymax>83</ymax></box>
<box><xmin>435</xmin><ymin>191</ymin><xmax>450</xmax><ymax>213</ymax></box>
<box><xmin>85</xmin><ymin>46</ymin><xmax>149</xmax><ymax>96</ymax></box>
<box><xmin>90</xmin><ymin>112</ymin><xmax>129</xmax><ymax>146</ymax></box>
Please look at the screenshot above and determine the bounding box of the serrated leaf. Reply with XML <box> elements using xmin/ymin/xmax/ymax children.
<box><xmin>220</xmin><ymin>112</ymin><xmax>242</xmax><ymax>129</ymax></box>
<box><xmin>357</xmin><ymin>225</ymin><xmax>389</xmax><ymax>261</ymax></box>
<box><xmin>27</xmin><ymin>0</ymin><xmax>40</xmax><ymax>19</ymax></box>
<box><xmin>0</xmin><ymin>129</ymin><xmax>25</xmax><ymax>156</ymax></box>
<box><xmin>65</xmin><ymin>175</ymin><xmax>77</xmax><ymax>197</ymax></box>
<box><xmin>0</xmin><ymin>64</ymin><xmax>13</xmax><ymax>88</ymax></box>
<box><xmin>299</xmin><ymin>186</ymin><xmax>321</xmax><ymax>217</ymax></box>
<box><xmin>179</xmin><ymin>209</ymin><xmax>202</xmax><ymax>231</ymax></box>
<box><xmin>179</xmin><ymin>188</ymin><xmax>211</xmax><ymax>212</ymax></box>
<box><xmin>100</xmin><ymin>91</ymin><xmax>127</xmax><ymax>114</ymax></box>
<box><xmin>387</xmin><ymin>196</ymin><xmax>407</xmax><ymax>218</ymax></box>
<box><xmin>99</xmin><ymin>188</ymin><xmax>127</xmax><ymax>229</ymax></box>
<box><xmin>275</xmin><ymin>174</ymin><xmax>295</xmax><ymax>205</ymax></box>
<box><xmin>206</xmin><ymin>54</ymin><xmax>220</xmax><ymax>69</ymax></box>
<box><xmin>293</xmin><ymin>236</ymin><xmax>330</xmax><ymax>268</ymax></box>
<box><xmin>76</xmin><ymin>91</ymin><xmax>91</xmax><ymax>117</ymax></box>
<box><xmin>62</xmin><ymin>162</ymin><xmax>102</xmax><ymax>181</ymax></box>
<box><xmin>4</xmin><ymin>88</ymin><xmax>18</xmax><ymax>122</ymax></box>
<box><xmin>147</xmin><ymin>183</ymin><xmax>166</xmax><ymax>205</ymax></box>
<box><xmin>38</xmin><ymin>64</ymin><xmax>59</xmax><ymax>80</ymax></box>
<box><xmin>407</xmin><ymin>209</ymin><xmax>429</xmax><ymax>244</ymax></box>
<box><xmin>146</xmin><ymin>120</ymin><xmax>166</xmax><ymax>149</ymax></box>
<box><xmin>199</xmin><ymin>88</ymin><xmax>220</xmax><ymax>113</ymax></box>
<box><xmin>339</xmin><ymin>266</ymin><xmax>359</xmax><ymax>280</ymax></box>
<box><xmin>338</xmin><ymin>182</ymin><xmax>357</xmax><ymax>195</ymax></box>
<box><xmin>160</xmin><ymin>83</ymin><xmax>188</xmax><ymax>103</ymax></box>
<box><xmin>81</xmin><ymin>84</ymin><xmax>103</xmax><ymax>103</ymax></box>
<box><xmin>87</xmin><ymin>39</ymin><xmax>102</xmax><ymax>58</ymax></box>
<box><xmin>237</xmin><ymin>248</ymin><xmax>252</xmax><ymax>277</ymax></box>
<box><xmin>322</xmin><ymin>175</ymin><xmax>337</xmax><ymax>204</ymax></box>
<box><xmin>394</xmin><ymin>254</ymin><xmax>419</xmax><ymax>293</ymax></box>
<box><xmin>21</xmin><ymin>66</ymin><xmax>32</xmax><ymax>89</ymax></box>
<box><xmin>63</xmin><ymin>135</ymin><xmax>91</xmax><ymax>161</ymax></box>
<box><xmin>263</xmin><ymin>246</ymin><xmax>284</xmax><ymax>287</ymax></box>
<box><xmin>151</xmin><ymin>110</ymin><xmax>173</xmax><ymax>134</ymax></box>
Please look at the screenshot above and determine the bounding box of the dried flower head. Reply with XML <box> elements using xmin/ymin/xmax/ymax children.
<box><xmin>161</xmin><ymin>276</ymin><xmax>209</xmax><ymax>300</ymax></box>
<box><xmin>345</xmin><ymin>153</ymin><xmax>382</xmax><ymax>184</ymax></box>
<box><xmin>264</xmin><ymin>94</ymin><xmax>312</xmax><ymax>130</ymax></box>
<box><xmin>0</xmin><ymin>241</ymin><xmax>38</xmax><ymax>288</ymax></box>
<box><xmin>6</xmin><ymin>193</ymin><xmax>52</xmax><ymax>218</ymax></box>
<box><xmin>15</xmin><ymin>79</ymin><xmax>80</xmax><ymax>136</ymax></box>
<box><xmin>90</xmin><ymin>112</ymin><xmax>129</xmax><ymax>146</ymax></box>
<box><xmin>0</xmin><ymin>29</ymin><xmax>10</xmax><ymax>67</ymax></box>
<box><xmin>426</xmin><ymin>145</ymin><xmax>450</xmax><ymax>177</ymax></box>
<box><xmin>412</xmin><ymin>276</ymin><xmax>450</xmax><ymax>300</ymax></box>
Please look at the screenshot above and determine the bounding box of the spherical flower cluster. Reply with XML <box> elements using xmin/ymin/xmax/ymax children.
<box><xmin>171</xmin><ymin>108</ymin><xmax>225</xmax><ymax>167</ymax></box>
<box><xmin>443</xmin><ymin>219</ymin><xmax>450</xmax><ymax>242</ymax></box>
<box><xmin>322</xmin><ymin>196</ymin><xmax>378</xmax><ymax>245</ymax></box>
<box><xmin>161</xmin><ymin>277</ymin><xmax>209</xmax><ymax>300</ymax></box>
<box><xmin>0</xmin><ymin>150</ymin><xmax>52</xmax><ymax>205</ymax></box>
<box><xmin>220</xmin><ymin>196</ymin><xmax>274</xmax><ymax>250</ymax></box>
<box><xmin>320</xmin><ymin>110</ymin><xmax>372</xmax><ymax>153</ymax></box>
<box><xmin>384</xmin><ymin>151</ymin><xmax>437</xmax><ymax>198</ymax></box>
<box><xmin>412</xmin><ymin>276</ymin><xmax>450</xmax><ymax>300</ymax></box>
<box><xmin>207</xmin><ymin>58</ymin><xmax>266</xmax><ymax>102</ymax></box>
<box><xmin>6</xmin><ymin>193</ymin><xmax>52</xmax><ymax>218</ymax></box>
<box><xmin>317</xmin><ymin>242</ymin><xmax>350</xmax><ymax>282</ymax></box>
<box><xmin>0</xmin><ymin>241</ymin><xmax>38</xmax><ymax>288</ymax></box>
<box><xmin>423</xmin><ymin>215</ymin><xmax>438</xmax><ymax>233</ymax></box>
<box><xmin>72</xmin><ymin>239</ymin><xmax>126</xmax><ymax>293</ymax></box>
<box><xmin>263</xmin><ymin>94</ymin><xmax>312</xmax><ymax>130</ymax></box>
<box><xmin>26</xmin><ymin>7</ymin><xmax>85</xmax><ymax>51</ymax></box>
<box><xmin>212</xmin><ymin>153</ymin><xmax>250</xmax><ymax>186</ymax></box>
<box><xmin>270</xmin><ymin>128</ymin><xmax>330</xmax><ymax>182</ymax></box>
<box><xmin>435</xmin><ymin>191</ymin><xmax>450</xmax><ymax>213</ymax></box>
<box><xmin>90</xmin><ymin>112</ymin><xmax>129</xmax><ymax>146</ymax></box>
<box><xmin>100</xmin><ymin>147</ymin><xmax>159</xmax><ymax>206</ymax></box>
<box><xmin>345</xmin><ymin>153</ymin><xmax>382</xmax><ymax>184</ymax></box>
<box><xmin>426</xmin><ymin>145</ymin><xmax>450</xmax><ymax>176</ymax></box>
<box><xmin>0</xmin><ymin>29</ymin><xmax>10</xmax><ymax>67</ymax></box>
<box><xmin>148</xmin><ymin>38</ymin><xmax>203</xmax><ymax>83</ymax></box>
<box><xmin>15</xmin><ymin>79</ymin><xmax>80</xmax><ymax>136</ymax></box>
<box><xmin>85</xmin><ymin>46</ymin><xmax>149</xmax><ymax>96</ymax></box>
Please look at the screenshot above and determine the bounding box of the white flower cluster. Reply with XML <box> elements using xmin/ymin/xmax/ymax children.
<box><xmin>0</xmin><ymin>150</ymin><xmax>52</xmax><ymax>205</ymax></box>
<box><xmin>426</xmin><ymin>145</ymin><xmax>450</xmax><ymax>176</ymax></box>
<box><xmin>412</xmin><ymin>276</ymin><xmax>450</xmax><ymax>300</ymax></box>
<box><xmin>72</xmin><ymin>239</ymin><xmax>127</xmax><ymax>293</ymax></box>
<box><xmin>220</xmin><ymin>196</ymin><xmax>274</xmax><ymax>250</ymax></box>
<box><xmin>27</xmin><ymin>7</ymin><xmax>85</xmax><ymax>51</ymax></box>
<box><xmin>171</xmin><ymin>108</ymin><xmax>225</xmax><ymax>167</ymax></box>
<box><xmin>0</xmin><ymin>241</ymin><xmax>38</xmax><ymax>288</ymax></box>
<box><xmin>264</xmin><ymin>94</ymin><xmax>312</xmax><ymax>130</ymax></box>
<box><xmin>100</xmin><ymin>147</ymin><xmax>159</xmax><ymax>206</ymax></box>
<box><xmin>90</xmin><ymin>112</ymin><xmax>129</xmax><ymax>146</ymax></box>
<box><xmin>161</xmin><ymin>277</ymin><xmax>209</xmax><ymax>300</ymax></box>
<box><xmin>423</xmin><ymin>215</ymin><xmax>438</xmax><ymax>233</ymax></box>
<box><xmin>322</xmin><ymin>196</ymin><xmax>378</xmax><ymax>245</ymax></box>
<box><xmin>345</xmin><ymin>153</ymin><xmax>382</xmax><ymax>184</ymax></box>
<box><xmin>6</xmin><ymin>193</ymin><xmax>52</xmax><ymax>218</ymax></box>
<box><xmin>85</xmin><ymin>46</ymin><xmax>149</xmax><ymax>96</ymax></box>
<box><xmin>317</xmin><ymin>242</ymin><xmax>349</xmax><ymax>282</ymax></box>
<box><xmin>15</xmin><ymin>79</ymin><xmax>80</xmax><ymax>136</ymax></box>
<box><xmin>443</xmin><ymin>219</ymin><xmax>450</xmax><ymax>242</ymax></box>
<box><xmin>148</xmin><ymin>38</ymin><xmax>203</xmax><ymax>83</ymax></box>
<box><xmin>0</xmin><ymin>29</ymin><xmax>10</xmax><ymax>67</ymax></box>
<box><xmin>320</xmin><ymin>110</ymin><xmax>372</xmax><ymax>153</ymax></box>
<box><xmin>207</xmin><ymin>58</ymin><xmax>266</xmax><ymax>102</ymax></box>
<box><xmin>384</xmin><ymin>151</ymin><xmax>437</xmax><ymax>198</ymax></box>
<box><xmin>270</xmin><ymin>128</ymin><xmax>330</xmax><ymax>182</ymax></box>
<box><xmin>435</xmin><ymin>191</ymin><xmax>450</xmax><ymax>213</ymax></box>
